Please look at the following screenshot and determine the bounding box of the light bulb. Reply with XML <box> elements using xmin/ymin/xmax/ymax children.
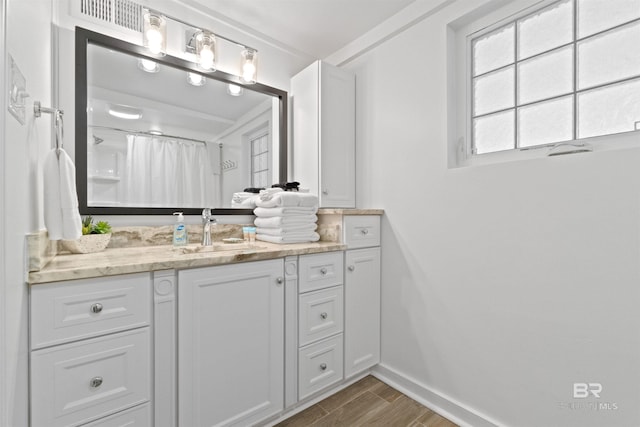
<box><xmin>188</xmin><ymin>72</ymin><xmax>205</xmax><ymax>86</ymax></box>
<box><xmin>240</xmin><ymin>49</ymin><xmax>257</xmax><ymax>84</ymax></box>
<box><xmin>143</xmin><ymin>12</ymin><xmax>166</xmax><ymax>56</ymax></box>
<box><xmin>199</xmin><ymin>46</ymin><xmax>214</xmax><ymax>70</ymax></box>
<box><xmin>146</xmin><ymin>29</ymin><xmax>162</xmax><ymax>54</ymax></box>
<box><xmin>227</xmin><ymin>84</ymin><xmax>243</xmax><ymax>96</ymax></box>
<box><xmin>242</xmin><ymin>62</ymin><xmax>256</xmax><ymax>82</ymax></box>
<box><xmin>138</xmin><ymin>58</ymin><xmax>159</xmax><ymax>73</ymax></box>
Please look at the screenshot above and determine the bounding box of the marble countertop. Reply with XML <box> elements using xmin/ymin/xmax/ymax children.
<box><xmin>29</xmin><ymin>241</ymin><xmax>346</xmax><ymax>285</ymax></box>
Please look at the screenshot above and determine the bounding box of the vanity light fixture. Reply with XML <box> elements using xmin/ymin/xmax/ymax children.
<box><xmin>107</xmin><ymin>104</ymin><xmax>143</xmax><ymax>120</ymax></box>
<box><xmin>146</xmin><ymin>8</ymin><xmax>260</xmax><ymax>83</ymax></box>
<box><xmin>227</xmin><ymin>84</ymin><xmax>243</xmax><ymax>96</ymax></box>
<box><xmin>137</xmin><ymin>58</ymin><xmax>159</xmax><ymax>73</ymax></box>
<box><xmin>240</xmin><ymin>48</ymin><xmax>257</xmax><ymax>84</ymax></box>
<box><xmin>195</xmin><ymin>31</ymin><xmax>217</xmax><ymax>71</ymax></box>
<box><xmin>143</xmin><ymin>11</ymin><xmax>166</xmax><ymax>56</ymax></box>
<box><xmin>187</xmin><ymin>72</ymin><xmax>206</xmax><ymax>86</ymax></box>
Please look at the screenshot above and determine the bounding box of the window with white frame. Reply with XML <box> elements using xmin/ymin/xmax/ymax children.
<box><xmin>470</xmin><ymin>0</ymin><xmax>640</xmax><ymax>155</ymax></box>
<box><xmin>250</xmin><ymin>130</ymin><xmax>270</xmax><ymax>188</ymax></box>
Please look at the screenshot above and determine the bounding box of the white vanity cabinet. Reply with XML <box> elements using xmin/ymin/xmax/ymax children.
<box><xmin>291</xmin><ymin>60</ymin><xmax>355</xmax><ymax>208</ymax></box>
<box><xmin>177</xmin><ymin>259</ymin><xmax>285</xmax><ymax>427</ymax></box>
<box><xmin>343</xmin><ymin>216</ymin><xmax>381</xmax><ymax>378</ymax></box>
<box><xmin>297</xmin><ymin>251</ymin><xmax>345</xmax><ymax>399</ymax></box>
<box><xmin>29</xmin><ymin>273</ymin><xmax>152</xmax><ymax>427</ymax></box>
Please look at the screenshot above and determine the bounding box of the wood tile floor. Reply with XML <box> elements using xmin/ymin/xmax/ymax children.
<box><xmin>276</xmin><ymin>375</ymin><xmax>459</xmax><ymax>427</ymax></box>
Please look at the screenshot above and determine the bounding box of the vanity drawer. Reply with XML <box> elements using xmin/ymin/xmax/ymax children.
<box><xmin>298</xmin><ymin>252</ymin><xmax>344</xmax><ymax>293</ymax></box>
<box><xmin>343</xmin><ymin>216</ymin><xmax>380</xmax><ymax>248</ymax></box>
<box><xmin>298</xmin><ymin>334</ymin><xmax>344</xmax><ymax>400</ymax></box>
<box><xmin>31</xmin><ymin>273</ymin><xmax>151</xmax><ymax>349</ymax></box>
<box><xmin>31</xmin><ymin>328</ymin><xmax>151</xmax><ymax>427</ymax></box>
<box><xmin>299</xmin><ymin>285</ymin><xmax>344</xmax><ymax>346</ymax></box>
<box><xmin>83</xmin><ymin>403</ymin><xmax>151</xmax><ymax>426</ymax></box>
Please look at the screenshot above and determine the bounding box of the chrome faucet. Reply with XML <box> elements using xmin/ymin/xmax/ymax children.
<box><xmin>201</xmin><ymin>208</ymin><xmax>216</xmax><ymax>246</ymax></box>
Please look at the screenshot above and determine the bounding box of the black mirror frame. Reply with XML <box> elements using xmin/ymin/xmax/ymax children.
<box><xmin>75</xmin><ymin>27</ymin><xmax>288</xmax><ymax>215</ymax></box>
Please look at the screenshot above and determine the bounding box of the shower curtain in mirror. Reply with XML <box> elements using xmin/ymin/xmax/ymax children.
<box><xmin>124</xmin><ymin>135</ymin><xmax>219</xmax><ymax>208</ymax></box>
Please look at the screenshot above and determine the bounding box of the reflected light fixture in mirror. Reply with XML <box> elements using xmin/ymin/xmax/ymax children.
<box><xmin>137</xmin><ymin>58</ymin><xmax>159</xmax><ymax>73</ymax></box>
<box><xmin>195</xmin><ymin>31</ymin><xmax>217</xmax><ymax>71</ymax></box>
<box><xmin>188</xmin><ymin>72</ymin><xmax>206</xmax><ymax>86</ymax></box>
<box><xmin>143</xmin><ymin>12</ymin><xmax>166</xmax><ymax>56</ymax></box>
<box><xmin>227</xmin><ymin>84</ymin><xmax>243</xmax><ymax>96</ymax></box>
<box><xmin>107</xmin><ymin>104</ymin><xmax>143</xmax><ymax>120</ymax></box>
<box><xmin>240</xmin><ymin>48</ymin><xmax>257</xmax><ymax>84</ymax></box>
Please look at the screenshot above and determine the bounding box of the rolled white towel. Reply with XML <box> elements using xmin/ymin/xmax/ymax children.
<box><xmin>254</xmin><ymin>206</ymin><xmax>318</xmax><ymax>217</ymax></box>
<box><xmin>256</xmin><ymin>224</ymin><xmax>317</xmax><ymax>236</ymax></box>
<box><xmin>259</xmin><ymin>188</ymin><xmax>283</xmax><ymax>200</ymax></box>
<box><xmin>231</xmin><ymin>192</ymin><xmax>258</xmax><ymax>208</ymax></box>
<box><xmin>255</xmin><ymin>191</ymin><xmax>318</xmax><ymax>208</ymax></box>
<box><xmin>254</xmin><ymin>215</ymin><xmax>317</xmax><ymax>228</ymax></box>
<box><xmin>257</xmin><ymin>232</ymin><xmax>320</xmax><ymax>244</ymax></box>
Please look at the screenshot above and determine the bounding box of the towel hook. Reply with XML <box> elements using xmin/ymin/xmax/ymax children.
<box><xmin>34</xmin><ymin>101</ymin><xmax>64</xmax><ymax>153</ymax></box>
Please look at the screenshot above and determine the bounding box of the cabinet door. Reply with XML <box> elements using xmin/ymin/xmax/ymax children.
<box><xmin>178</xmin><ymin>259</ymin><xmax>285</xmax><ymax>427</ymax></box>
<box><xmin>319</xmin><ymin>62</ymin><xmax>355</xmax><ymax>208</ymax></box>
<box><xmin>344</xmin><ymin>248</ymin><xmax>381</xmax><ymax>378</ymax></box>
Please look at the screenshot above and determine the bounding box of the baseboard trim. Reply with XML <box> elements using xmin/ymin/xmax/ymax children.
<box><xmin>371</xmin><ymin>364</ymin><xmax>502</xmax><ymax>427</ymax></box>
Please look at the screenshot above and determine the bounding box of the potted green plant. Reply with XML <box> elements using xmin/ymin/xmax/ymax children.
<box><xmin>62</xmin><ymin>216</ymin><xmax>112</xmax><ymax>254</ymax></box>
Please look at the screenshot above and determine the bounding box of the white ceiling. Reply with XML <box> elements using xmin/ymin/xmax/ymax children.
<box><xmin>182</xmin><ymin>0</ymin><xmax>417</xmax><ymax>59</ymax></box>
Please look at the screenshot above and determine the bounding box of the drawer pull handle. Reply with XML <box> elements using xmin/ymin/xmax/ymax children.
<box><xmin>320</xmin><ymin>267</ymin><xmax>328</xmax><ymax>275</ymax></box>
<box><xmin>90</xmin><ymin>303</ymin><xmax>103</xmax><ymax>314</ymax></box>
<box><xmin>348</xmin><ymin>265</ymin><xmax>355</xmax><ymax>272</ymax></box>
<box><xmin>361</xmin><ymin>229</ymin><xmax>369</xmax><ymax>235</ymax></box>
<box><xmin>276</xmin><ymin>277</ymin><xmax>284</xmax><ymax>285</ymax></box>
<box><xmin>320</xmin><ymin>312</ymin><xmax>328</xmax><ymax>320</ymax></box>
<box><xmin>320</xmin><ymin>363</ymin><xmax>327</xmax><ymax>371</ymax></box>
<box><xmin>89</xmin><ymin>376</ymin><xmax>103</xmax><ymax>388</ymax></box>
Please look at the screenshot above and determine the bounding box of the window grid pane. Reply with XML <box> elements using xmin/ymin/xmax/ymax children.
<box><xmin>250</xmin><ymin>132</ymin><xmax>269</xmax><ymax>187</ymax></box>
<box><xmin>471</xmin><ymin>0</ymin><xmax>640</xmax><ymax>155</ymax></box>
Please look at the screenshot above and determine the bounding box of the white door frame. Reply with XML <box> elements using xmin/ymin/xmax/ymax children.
<box><xmin>0</xmin><ymin>0</ymin><xmax>7</xmax><ymax>424</ymax></box>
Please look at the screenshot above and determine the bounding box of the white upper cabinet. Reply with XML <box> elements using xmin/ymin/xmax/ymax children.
<box><xmin>292</xmin><ymin>61</ymin><xmax>356</xmax><ymax>208</ymax></box>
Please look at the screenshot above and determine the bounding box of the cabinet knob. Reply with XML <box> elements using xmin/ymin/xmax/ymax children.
<box><xmin>360</xmin><ymin>228</ymin><xmax>369</xmax><ymax>235</ymax></box>
<box><xmin>320</xmin><ymin>363</ymin><xmax>327</xmax><ymax>371</ymax></box>
<box><xmin>320</xmin><ymin>312</ymin><xmax>328</xmax><ymax>320</ymax></box>
<box><xmin>348</xmin><ymin>265</ymin><xmax>355</xmax><ymax>272</ymax></box>
<box><xmin>89</xmin><ymin>376</ymin><xmax>103</xmax><ymax>388</ymax></box>
<box><xmin>90</xmin><ymin>303</ymin><xmax>103</xmax><ymax>314</ymax></box>
<box><xmin>320</xmin><ymin>267</ymin><xmax>328</xmax><ymax>275</ymax></box>
<box><xmin>276</xmin><ymin>277</ymin><xmax>284</xmax><ymax>285</ymax></box>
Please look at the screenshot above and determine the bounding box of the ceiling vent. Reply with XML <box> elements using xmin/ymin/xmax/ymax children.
<box><xmin>78</xmin><ymin>0</ymin><xmax>143</xmax><ymax>33</ymax></box>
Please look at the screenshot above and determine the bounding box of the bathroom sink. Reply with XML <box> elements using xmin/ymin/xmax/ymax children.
<box><xmin>176</xmin><ymin>243</ymin><xmax>264</xmax><ymax>255</ymax></box>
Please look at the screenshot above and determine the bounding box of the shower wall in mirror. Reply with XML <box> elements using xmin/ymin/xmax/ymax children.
<box><xmin>76</xmin><ymin>28</ymin><xmax>287</xmax><ymax>215</ymax></box>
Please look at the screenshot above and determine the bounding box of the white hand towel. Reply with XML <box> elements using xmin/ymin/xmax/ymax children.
<box><xmin>44</xmin><ymin>149</ymin><xmax>82</xmax><ymax>241</ymax></box>
<box><xmin>43</xmin><ymin>150</ymin><xmax>63</xmax><ymax>240</ymax></box>
<box><xmin>255</xmin><ymin>191</ymin><xmax>318</xmax><ymax>208</ymax></box>
<box><xmin>256</xmin><ymin>224</ymin><xmax>317</xmax><ymax>236</ymax></box>
<box><xmin>254</xmin><ymin>215</ymin><xmax>318</xmax><ymax>228</ymax></box>
<box><xmin>254</xmin><ymin>206</ymin><xmax>318</xmax><ymax>217</ymax></box>
<box><xmin>257</xmin><ymin>232</ymin><xmax>320</xmax><ymax>244</ymax></box>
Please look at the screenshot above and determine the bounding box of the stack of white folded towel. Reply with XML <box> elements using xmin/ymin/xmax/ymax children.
<box><xmin>254</xmin><ymin>188</ymin><xmax>319</xmax><ymax>243</ymax></box>
<box><xmin>231</xmin><ymin>192</ymin><xmax>258</xmax><ymax>208</ymax></box>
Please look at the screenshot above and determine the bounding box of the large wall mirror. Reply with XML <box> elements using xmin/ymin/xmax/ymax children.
<box><xmin>76</xmin><ymin>27</ymin><xmax>287</xmax><ymax>215</ymax></box>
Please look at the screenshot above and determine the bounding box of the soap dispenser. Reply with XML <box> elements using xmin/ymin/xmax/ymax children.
<box><xmin>173</xmin><ymin>212</ymin><xmax>188</xmax><ymax>246</ymax></box>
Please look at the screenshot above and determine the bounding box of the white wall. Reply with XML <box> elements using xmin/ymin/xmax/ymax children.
<box><xmin>335</xmin><ymin>0</ymin><xmax>640</xmax><ymax>426</ymax></box>
<box><xmin>3</xmin><ymin>0</ymin><xmax>53</xmax><ymax>425</ymax></box>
